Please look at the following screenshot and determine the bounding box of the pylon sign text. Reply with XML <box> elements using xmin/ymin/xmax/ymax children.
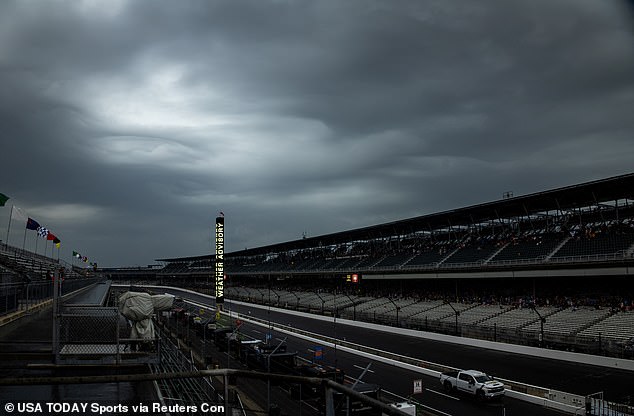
<box><xmin>215</xmin><ymin>216</ymin><xmax>224</xmax><ymax>303</ymax></box>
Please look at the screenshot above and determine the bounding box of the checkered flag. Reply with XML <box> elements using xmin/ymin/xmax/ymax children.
<box><xmin>37</xmin><ymin>226</ymin><xmax>49</xmax><ymax>238</ymax></box>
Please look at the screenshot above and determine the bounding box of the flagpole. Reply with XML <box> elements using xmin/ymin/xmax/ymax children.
<box><xmin>5</xmin><ymin>205</ymin><xmax>13</xmax><ymax>244</ymax></box>
<box><xmin>35</xmin><ymin>234</ymin><xmax>38</xmax><ymax>255</ymax></box>
<box><xmin>22</xmin><ymin>225</ymin><xmax>27</xmax><ymax>251</ymax></box>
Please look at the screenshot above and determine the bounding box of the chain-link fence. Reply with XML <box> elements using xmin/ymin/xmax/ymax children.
<box><xmin>56</xmin><ymin>305</ymin><xmax>160</xmax><ymax>364</ymax></box>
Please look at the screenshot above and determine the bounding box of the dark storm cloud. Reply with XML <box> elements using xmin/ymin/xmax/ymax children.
<box><xmin>0</xmin><ymin>0</ymin><xmax>632</xmax><ymax>266</ymax></box>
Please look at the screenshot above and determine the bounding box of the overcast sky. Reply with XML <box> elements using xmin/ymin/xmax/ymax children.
<box><xmin>1</xmin><ymin>0</ymin><xmax>633</xmax><ymax>267</ymax></box>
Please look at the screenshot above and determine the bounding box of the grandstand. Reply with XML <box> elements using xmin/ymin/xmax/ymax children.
<box><xmin>0</xmin><ymin>242</ymin><xmax>94</xmax><ymax>279</ymax></box>
<box><xmin>0</xmin><ymin>241</ymin><xmax>104</xmax><ymax>321</ymax></box>
<box><xmin>128</xmin><ymin>173</ymin><xmax>634</xmax><ymax>358</ymax></box>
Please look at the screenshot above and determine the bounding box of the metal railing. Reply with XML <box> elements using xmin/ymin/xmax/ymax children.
<box><xmin>0</xmin><ymin>278</ymin><xmax>103</xmax><ymax>316</ymax></box>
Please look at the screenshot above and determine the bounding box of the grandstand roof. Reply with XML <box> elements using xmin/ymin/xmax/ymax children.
<box><xmin>157</xmin><ymin>172</ymin><xmax>634</xmax><ymax>262</ymax></box>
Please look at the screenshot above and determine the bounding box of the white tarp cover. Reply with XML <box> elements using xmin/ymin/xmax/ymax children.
<box><xmin>119</xmin><ymin>292</ymin><xmax>154</xmax><ymax>321</ymax></box>
<box><xmin>131</xmin><ymin>318</ymin><xmax>154</xmax><ymax>340</ymax></box>
<box><xmin>119</xmin><ymin>292</ymin><xmax>175</xmax><ymax>341</ymax></box>
<box><xmin>151</xmin><ymin>294</ymin><xmax>174</xmax><ymax>311</ymax></box>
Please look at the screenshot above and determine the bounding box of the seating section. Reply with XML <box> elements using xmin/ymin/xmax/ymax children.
<box><xmin>356</xmin><ymin>297</ymin><xmax>420</xmax><ymax>324</ymax></box>
<box><xmin>225</xmin><ymin>285</ymin><xmax>633</xmax><ymax>353</ymax></box>
<box><xmin>443</xmin><ymin>242</ymin><xmax>499</xmax><ymax>265</ymax></box>
<box><xmin>226</xmin><ymin>286</ymin><xmax>372</xmax><ymax>314</ymax></box>
<box><xmin>478</xmin><ymin>306</ymin><xmax>558</xmax><ymax>330</ymax></box>
<box><xmin>158</xmin><ymin>217</ymin><xmax>634</xmax><ymax>276</ymax></box>
<box><xmin>523</xmin><ymin>307</ymin><xmax>611</xmax><ymax>336</ymax></box>
<box><xmin>0</xmin><ymin>242</ymin><xmax>82</xmax><ymax>281</ymax></box>
<box><xmin>154</xmin><ymin>206</ymin><xmax>634</xmax><ymax>359</ymax></box>
<box><xmin>491</xmin><ymin>233</ymin><xmax>566</xmax><ymax>262</ymax></box>
<box><xmin>552</xmin><ymin>228</ymin><xmax>634</xmax><ymax>259</ymax></box>
<box><xmin>390</xmin><ymin>299</ymin><xmax>443</xmax><ymax>319</ymax></box>
<box><xmin>404</xmin><ymin>250</ymin><xmax>446</xmax><ymax>267</ymax></box>
<box><xmin>0</xmin><ymin>263</ymin><xmax>19</xmax><ymax>282</ymax></box>
<box><xmin>407</xmin><ymin>302</ymin><xmax>472</xmax><ymax>324</ymax></box>
<box><xmin>578</xmin><ymin>311</ymin><xmax>634</xmax><ymax>343</ymax></box>
<box><xmin>160</xmin><ymin>262</ymin><xmax>190</xmax><ymax>274</ymax></box>
<box><xmin>441</xmin><ymin>304</ymin><xmax>515</xmax><ymax>325</ymax></box>
<box><xmin>373</xmin><ymin>253</ymin><xmax>414</xmax><ymax>268</ymax></box>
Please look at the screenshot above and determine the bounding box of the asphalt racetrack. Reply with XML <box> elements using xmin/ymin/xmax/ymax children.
<box><xmin>156</xmin><ymin>287</ymin><xmax>634</xmax><ymax>415</ymax></box>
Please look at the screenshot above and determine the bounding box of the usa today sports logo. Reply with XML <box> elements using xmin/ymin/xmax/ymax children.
<box><xmin>4</xmin><ymin>402</ymin><xmax>225</xmax><ymax>414</ymax></box>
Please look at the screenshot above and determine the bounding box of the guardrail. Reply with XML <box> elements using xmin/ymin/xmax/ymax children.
<box><xmin>227</xmin><ymin>309</ymin><xmax>589</xmax><ymax>414</ymax></box>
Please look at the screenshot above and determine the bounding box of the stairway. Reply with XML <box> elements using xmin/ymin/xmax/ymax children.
<box><xmin>544</xmin><ymin>236</ymin><xmax>571</xmax><ymax>261</ymax></box>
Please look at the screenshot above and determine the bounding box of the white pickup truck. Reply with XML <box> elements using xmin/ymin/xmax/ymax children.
<box><xmin>439</xmin><ymin>370</ymin><xmax>505</xmax><ymax>400</ymax></box>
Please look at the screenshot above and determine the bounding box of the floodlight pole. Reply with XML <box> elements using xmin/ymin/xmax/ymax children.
<box><xmin>332</xmin><ymin>291</ymin><xmax>337</xmax><ymax>316</ymax></box>
<box><xmin>531</xmin><ymin>305</ymin><xmax>546</xmax><ymax>347</ymax></box>
<box><xmin>342</xmin><ymin>293</ymin><xmax>356</xmax><ymax>320</ymax></box>
<box><xmin>52</xmin><ymin>268</ymin><xmax>60</xmax><ymax>364</ymax></box>
<box><xmin>267</xmin><ymin>274</ymin><xmax>272</xmax><ymax>343</ymax></box>
<box><xmin>256</xmin><ymin>287</ymin><xmax>266</xmax><ymax>305</ymax></box>
<box><xmin>333</xmin><ymin>289</ymin><xmax>337</xmax><ymax>367</ymax></box>
<box><xmin>315</xmin><ymin>292</ymin><xmax>326</xmax><ymax>315</ymax></box>
<box><xmin>445</xmin><ymin>301</ymin><xmax>460</xmax><ymax>335</ymax></box>
<box><xmin>270</xmin><ymin>288</ymin><xmax>281</xmax><ymax>307</ymax></box>
<box><xmin>386</xmin><ymin>297</ymin><xmax>401</xmax><ymax>327</ymax></box>
<box><xmin>292</xmin><ymin>291</ymin><xmax>301</xmax><ymax>309</ymax></box>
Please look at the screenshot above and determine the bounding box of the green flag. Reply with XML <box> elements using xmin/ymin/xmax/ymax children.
<box><xmin>0</xmin><ymin>193</ymin><xmax>8</xmax><ymax>207</ymax></box>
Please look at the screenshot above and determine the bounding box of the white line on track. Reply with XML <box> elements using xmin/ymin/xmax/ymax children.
<box><xmin>353</xmin><ymin>364</ymin><xmax>375</xmax><ymax>373</ymax></box>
